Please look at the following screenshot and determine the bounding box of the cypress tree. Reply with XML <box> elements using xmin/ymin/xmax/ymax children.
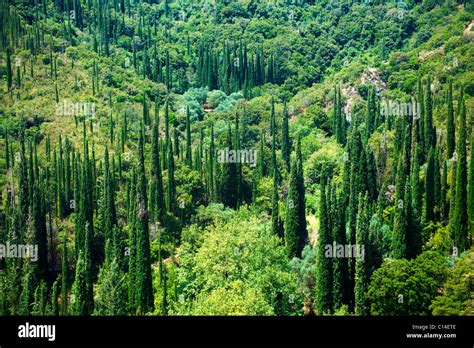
<box><xmin>135</xmin><ymin>129</ymin><xmax>154</xmax><ymax>314</ymax></box>
<box><xmin>417</xmin><ymin>76</ymin><xmax>425</xmax><ymax>157</ymax></box>
<box><xmin>72</xmin><ymin>222</ymin><xmax>93</xmax><ymax>316</ymax></box>
<box><xmin>441</xmin><ymin>159</ymin><xmax>449</xmax><ymax>224</ymax></box>
<box><xmin>60</xmin><ymin>232</ymin><xmax>68</xmax><ymax>315</ymax></box>
<box><xmin>391</xmin><ymin>180</ymin><xmax>409</xmax><ymax>259</ymax></box>
<box><xmin>434</xmin><ymin>149</ymin><xmax>442</xmax><ymax>219</ymax></box>
<box><xmin>425</xmin><ymin>148</ymin><xmax>435</xmax><ymax>222</ymax></box>
<box><xmin>271</xmin><ymin>168</ymin><xmax>280</xmax><ymax>237</ymax></box>
<box><xmin>185</xmin><ymin>106</ymin><xmax>192</xmax><ymax>167</ymax></box>
<box><xmin>282</xmin><ymin>102</ymin><xmax>290</xmax><ymax>171</ymax></box>
<box><xmin>142</xmin><ymin>92</ymin><xmax>150</xmax><ymax>126</ymax></box>
<box><xmin>450</xmin><ymin>93</ymin><xmax>469</xmax><ymax>252</ymax></box>
<box><xmin>447</xmin><ymin>81</ymin><xmax>455</xmax><ymax>158</ymax></box>
<box><xmin>347</xmin><ymin>129</ymin><xmax>367</xmax><ymax>307</ymax></box>
<box><xmin>367</xmin><ymin>149</ymin><xmax>378</xmax><ymax>201</ymax></box>
<box><xmin>71</xmin><ymin>250</ymin><xmax>88</xmax><ymax>315</ymax></box>
<box><xmin>152</xmin><ymin>113</ymin><xmax>165</xmax><ymax>223</ymax></box>
<box><xmin>469</xmin><ymin>132</ymin><xmax>474</xmax><ymax>235</ymax></box>
<box><xmin>220</xmin><ymin>123</ymin><xmax>237</xmax><ymax>208</ymax></box>
<box><xmin>365</xmin><ymin>86</ymin><xmax>376</xmax><ymax>138</ymax></box>
<box><xmin>355</xmin><ymin>193</ymin><xmax>370</xmax><ymax>315</ymax></box>
<box><xmin>270</xmin><ymin>98</ymin><xmax>277</xmax><ymax>173</ymax></box>
<box><xmin>410</xmin><ymin>145</ymin><xmax>422</xmax><ymax>258</ymax></box>
<box><xmin>73</xmin><ymin>152</ymin><xmax>82</xmax><ymax>259</ymax></box>
<box><xmin>284</xmin><ymin>157</ymin><xmax>300</xmax><ymax>258</ymax></box>
<box><xmin>18</xmin><ymin>212</ymin><xmax>36</xmax><ymax>315</ymax></box>
<box><xmin>315</xmin><ymin>179</ymin><xmax>332</xmax><ymax>314</ymax></box>
<box><xmin>166</xmin><ymin>140</ymin><xmax>175</xmax><ymax>214</ymax></box>
<box><xmin>332</xmin><ymin>186</ymin><xmax>349</xmax><ymax>310</ymax></box>
<box><xmin>424</xmin><ymin>76</ymin><xmax>435</xmax><ymax>150</ymax></box>
<box><xmin>18</xmin><ymin>128</ymin><xmax>29</xmax><ymax>235</ymax></box>
<box><xmin>295</xmin><ymin>136</ymin><xmax>307</xmax><ymax>253</ymax></box>
<box><xmin>209</xmin><ymin>125</ymin><xmax>215</xmax><ymax>202</ymax></box>
<box><xmin>6</xmin><ymin>47</ymin><xmax>12</xmax><ymax>90</ymax></box>
<box><xmin>51</xmin><ymin>280</ymin><xmax>59</xmax><ymax>316</ymax></box>
<box><xmin>235</xmin><ymin>110</ymin><xmax>242</xmax><ymax>207</ymax></box>
<box><xmin>94</xmin><ymin>242</ymin><xmax>128</xmax><ymax>315</ymax></box>
<box><xmin>258</xmin><ymin>129</ymin><xmax>266</xmax><ymax>179</ymax></box>
<box><xmin>128</xmin><ymin>171</ymin><xmax>137</xmax><ymax>313</ymax></box>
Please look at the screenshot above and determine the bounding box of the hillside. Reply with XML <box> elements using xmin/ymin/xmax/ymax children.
<box><xmin>0</xmin><ymin>0</ymin><xmax>473</xmax><ymax>316</ymax></box>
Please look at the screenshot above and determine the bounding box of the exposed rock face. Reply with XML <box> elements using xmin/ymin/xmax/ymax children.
<box><xmin>360</xmin><ymin>67</ymin><xmax>387</xmax><ymax>93</ymax></box>
<box><xmin>463</xmin><ymin>20</ymin><xmax>474</xmax><ymax>41</ymax></box>
<box><xmin>418</xmin><ymin>46</ymin><xmax>445</xmax><ymax>62</ymax></box>
<box><xmin>342</xmin><ymin>67</ymin><xmax>387</xmax><ymax>120</ymax></box>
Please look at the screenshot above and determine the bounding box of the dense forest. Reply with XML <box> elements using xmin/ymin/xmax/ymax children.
<box><xmin>0</xmin><ymin>0</ymin><xmax>473</xmax><ymax>316</ymax></box>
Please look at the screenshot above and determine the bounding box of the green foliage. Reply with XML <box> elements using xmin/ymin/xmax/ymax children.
<box><xmin>430</xmin><ymin>248</ymin><xmax>474</xmax><ymax>316</ymax></box>
<box><xmin>1</xmin><ymin>0</ymin><xmax>472</xmax><ymax>319</ymax></box>
<box><xmin>176</xmin><ymin>210</ymin><xmax>300</xmax><ymax>316</ymax></box>
<box><xmin>369</xmin><ymin>251</ymin><xmax>448</xmax><ymax>315</ymax></box>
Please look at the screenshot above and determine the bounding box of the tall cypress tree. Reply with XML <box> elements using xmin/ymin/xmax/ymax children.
<box><xmin>258</xmin><ymin>129</ymin><xmax>266</xmax><ymax>179</ymax></box>
<box><xmin>6</xmin><ymin>47</ymin><xmax>12</xmax><ymax>90</ymax></box>
<box><xmin>235</xmin><ymin>110</ymin><xmax>242</xmax><ymax>207</ymax></box>
<box><xmin>355</xmin><ymin>193</ymin><xmax>370</xmax><ymax>315</ymax></box>
<box><xmin>365</xmin><ymin>86</ymin><xmax>376</xmax><ymax>138</ymax></box>
<box><xmin>152</xmin><ymin>113</ymin><xmax>165</xmax><ymax>223</ymax></box>
<box><xmin>447</xmin><ymin>81</ymin><xmax>455</xmax><ymax>158</ymax></box>
<box><xmin>220</xmin><ymin>123</ymin><xmax>237</xmax><ymax>208</ymax></box>
<box><xmin>424</xmin><ymin>76</ymin><xmax>435</xmax><ymax>151</ymax></box>
<box><xmin>166</xmin><ymin>139</ymin><xmax>175</xmax><ymax>214</ymax></box>
<box><xmin>281</xmin><ymin>102</ymin><xmax>290</xmax><ymax>172</ymax></box>
<box><xmin>295</xmin><ymin>135</ymin><xmax>307</xmax><ymax>252</ymax></box>
<box><xmin>315</xmin><ymin>179</ymin><xmax>332</xmax><ymax>314</ymax></box>
<box><xmin>185</xmin><ymin>106</ymin><xmax>192</xmax><ymax>167</ymax></box>
<box><xmin>134</xmin><ymin>128</ymin><xmax>154</xmax><ymax>314</ymax></box>
<box><xmin>410</xmin><ymin>145</ymin><xmax>422</xmax><ymax>258</ymax></box>
<box><xmin>392</xmin><ymin>179</ymin><xmax>410</xmax><ymax>259</ymax></box>
<box><xmin>450</xmin><ymin>93</ymin><xmax>469</xmax><ymax>252</ymax></box>
<box><xmin>417</xmin><ymin>75</ymin><xmax>425</xmax><ymax>157</ymax></box>
<box><xmin>441</xmin><ymin>159</ymin><xmax>449</xmax><ymax>224</ymax></box>
<box><xmin>332</xmin><ymin>186</ymin><xmax>349</xmax><ymax>310</ymax></box>
<box><xmin>60</xmin><ymin>232</ymin><xmax>68</xmax><ymax>315</ymax></box>
<box><xmin>468</xmin><ymin>132</ymin><xmax>474</xmax><ymax>236</ymax></box>
<box><xmin>71</xmin><ymin>249</ymin><xmax>88</xmax><ymax>315</ymax></box>
<box><xmin>434</xmin><ymin>148</ymin><xmax>442</xmax><ymax>219</ymax></box>
<box><xmin>271</xmin><ymin>168</ymin><xmax>280</xmax><ymax>237</ymax></box>
<box><xmin>425</xmin><ymin>148</ymin><xmax>436</xmax><ymax>222</ymax></box>
<box><xmin>100</xmin><ymin>146</ymin><xmax>117</xmax><ymax>242</ymax></box>
<box><xmin>284</xmin><ymin>157</ymin><xmax>300</xmax><ymax>258</ymax></box>
<box><xmin>72</xmin><ymin>223</ymin><xmax>93</xmax><ymax>315</ymax></box>
<box><xmin>209</xmin><ymin>125</ymin><xmax>215</xmax><ymax>202</ymax></box>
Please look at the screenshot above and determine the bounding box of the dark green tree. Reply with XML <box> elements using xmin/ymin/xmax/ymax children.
<box><xmin>450</xmin><ymin>93</ymin><xmax>469</xmax><ymax>252</ymax></box>
<box><xmin>446</xmin><ymin>81</ymin><xmax>455</xmax><ymax>158</ymax></box>
<box><xmin>134</xmin><ymin>129</ymin><xmax>154</xmax><ymax>314</ymax></box>
<box><xmin>220</xmin><ymin>123</ymin><xmax>237</xmax><ymax>208</ymax></box>
<box><xmin>315</xmin><ymin>179</ymin><xmax>332</xmax><ymax>314</ymax></box>
<box><xmin>355</xmin><ymin>193</ymin><xmax>370</xmax><ymax>315</ymax></box>
<box><xmin>425</xmin><ymin>148</ymin><xmax>436</xmax><ymax>222</ymax></box>
<box><xmin>281</xmin><ymin>102</ymin><xmax>290</xmax><ymax>171</ymax></box>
